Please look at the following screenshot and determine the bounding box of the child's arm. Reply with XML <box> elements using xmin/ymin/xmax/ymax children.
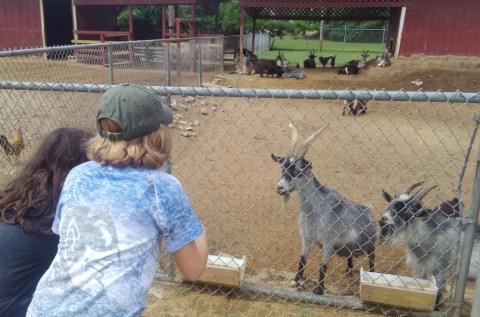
<box><xmin>173</xmin><ymin>230</ymin><xmax>208</xmax><ymax>281</ymax></box>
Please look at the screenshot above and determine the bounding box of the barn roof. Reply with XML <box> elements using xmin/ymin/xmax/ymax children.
<box><xmin>239</xmin><ymin>0</ymin><xmax>412</xmax><ymax>20</ymax></box>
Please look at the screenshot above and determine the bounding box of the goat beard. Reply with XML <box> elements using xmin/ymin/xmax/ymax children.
<box><xmin>283</xmin><ymin>194</ymin><xmax>291</xmax><ymax>205</ymax></box>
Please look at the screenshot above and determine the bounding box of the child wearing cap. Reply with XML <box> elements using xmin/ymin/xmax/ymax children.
<box><xmin>27</xmin><ymin>84</ymin><xmax>208</xmax><ymax>317</ymax></box>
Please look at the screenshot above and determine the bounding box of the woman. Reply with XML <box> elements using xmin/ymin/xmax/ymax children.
<box><xmin>0</xmin><ymin>127</ymin><xmax>93</xmax><ymax>317</ymax></box>
<box><xmin>27</xmin><ymin>84</ymin><xmax>208</xmax><ymax>316</ymax></box>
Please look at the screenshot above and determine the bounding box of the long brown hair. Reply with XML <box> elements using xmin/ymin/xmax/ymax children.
<box><xmin>0</xmin><ymin>127</ymin><xmax>93</xmax><ymax>234</ymax></box>
<box><xmin>87</xmin><ymin>119</ymin><xmax>172</xmax><ymax>169</ymax></box>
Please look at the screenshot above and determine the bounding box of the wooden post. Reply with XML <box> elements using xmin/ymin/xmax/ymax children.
<box><xmin>168</xmin><ymin>5</ymin><xmax>176</xmax><ymax>35</ymax></box>
<box><xmin>251</xmin><ymin>18</ymin><xmax>256</xmax><ymax>53</ymax></box>
<box><xmin>162</xmin><ymin>5</ymin><xmax>166</xmax><ymax>38</ymax></box>
<box><xmin>128</xmin><ymin>5</ymin><xmax>134</xmax><ymax>40</ymax></box>
<box><xmin>191</xmin><ymin>4</ymin><xmax>196</xmax><ymax>37</ymax></box>
<box><xmin>319</xmin><ymin>20</ymin><xmax>324</xmax><ymax>52</ymax></box>
<box><xmin>239</xmin><ymin>8</ymin><xmax>245</xmax><ymax>66</ymax></box>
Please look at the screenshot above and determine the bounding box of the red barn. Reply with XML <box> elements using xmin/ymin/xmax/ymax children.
<box><xmin>239</xmin><ymin>0</ymin><xmax>480</xmax><ymax>57</ymax></box>
<box><xmin>0</xmin><ymin>0</ymin><xmax>478</xmax><ymax>56</ymax></box>
<box><xmin>0</xmin><ymin>0</ymin><xmax>73</xmax><ymax>50</ymax></box>
<box><xmin>0</xmin><ymin>0</ymin><xmax>223</xmax><ymax>50</ymax></box>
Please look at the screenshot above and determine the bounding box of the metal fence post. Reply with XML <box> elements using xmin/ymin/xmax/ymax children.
<box><xmin>197</xmin><ymin>38</ymin><xmax>202</xmax><ymax>87</ymax></box>
<box><xmin>452</xmin><ymin>116</ymin><xmax>480</xmax><ymax>317</ymax></box>
<box><xmin>166</xmin><ymin>42</ymin><xmax>171</xmax><ymax>86</ymax></box>
<box><xmin>107</xmin><ymin>45</ymin><xmax>114</xmax><ymax>85</ymax></box>
<box><xmin>162</xmin><ymin>159</ymin><xmax>176</xmax><ymax>279</ymax></box>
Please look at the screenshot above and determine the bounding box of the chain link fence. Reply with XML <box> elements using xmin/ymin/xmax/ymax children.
<box><xmin>1</xmin><ymin>45</ymin><xmax>480</xmax><ymax>316</ymax></box>
<box><xmin>0</xmin><ymin>37</ymin><xmax>225</xmax><ymax>87</ymax></box>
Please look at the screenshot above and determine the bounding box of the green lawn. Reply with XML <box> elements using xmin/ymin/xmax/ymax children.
<box><xmin>258</xmin><ymin>36</ymin><xmax>384</xmax><ymax>66</ymax></box>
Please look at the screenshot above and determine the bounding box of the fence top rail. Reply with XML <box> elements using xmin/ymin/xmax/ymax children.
<box><xmin>0</xmin><ymin>37</ymin><xmax>227</xmax><ymax>57</ymax></box>
<box><xmin>1</xmin><ymin>82</ymin><xmax>479</xmax><ymax>103</ymax></box>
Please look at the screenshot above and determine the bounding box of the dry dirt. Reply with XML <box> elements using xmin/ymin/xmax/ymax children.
<box><xmin>142</xmin><ymin>55</ymin><xmax>480</xmax><ymax>317</ymax></box>
<box><xmin>1</xmin><ymin>54</ymin><xmax>479</xmax><ymax>317</ymax></box>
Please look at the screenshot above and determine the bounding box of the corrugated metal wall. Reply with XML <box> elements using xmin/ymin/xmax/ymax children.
<box><xmin>400</xmin><ymin>0</ymin><xmax>480</xmax><ymax>56</ymax></box>
<box><xmin>0</xmin><ymin>0</ymin><xmax>43</xmax><ymax>50</ymax></box>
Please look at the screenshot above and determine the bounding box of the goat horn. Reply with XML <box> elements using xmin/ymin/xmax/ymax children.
<box><xmin>400</xmin><ymin>180</ymin><xmax>425</xmax><ymax>195</ymax></box>
<box><xmin>414</xmin><ymin>184</ymin><xmax>438</xmax><ymax>201</ymax></box>
<box><xmin>287</xmin><ymin>123</ymin><xmax>299</xmax><ymax>156</ymax></box>
<box><xmin>297</xmin><ymin>125</ymin><xmax>329</xmax><ymax>158</ymax></box>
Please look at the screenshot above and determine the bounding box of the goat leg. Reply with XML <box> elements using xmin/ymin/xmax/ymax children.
<box><xmin>292</xmin><ymin>255</ymin><xmax>307</xmax><ymax>288</ymax></box>
<box><xmin>345</xmin><ymin>256</ymin><xmax>353</xmax><ymax>276</ymax></box>
<box><xmin>313</xmin><ymin>263</ymin><xmax>327</xmax><ymax>295</ymax></box>
<box><xmin>434</xmin><ymin>291</ymin><xmax>442</xmax><ymax>311</ymax></box>
<box><xmin>368</xmin><ymin>250</ymin><xmax>375</xmax><ymax>272</ymax></box>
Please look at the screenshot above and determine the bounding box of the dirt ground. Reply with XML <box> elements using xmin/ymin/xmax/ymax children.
<box><xmin>141</xmin><ymin>55</ymin><xmax>480</xmax><ymax>317</ymax></box>
<box><xmin>1</xmin><ymin>54</ymin><xmax>479</xmax><ymax>317</ymax></box>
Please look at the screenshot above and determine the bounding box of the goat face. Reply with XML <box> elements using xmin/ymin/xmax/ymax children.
<box><xmin>379</xmin><ymin>191</ymin><xmax>426</xmax><ymax>244</ymax></box>
<box><xmin>271</xmin><ymin>154</ymin><xmax>311</xmax><ymax>195</ymax></box>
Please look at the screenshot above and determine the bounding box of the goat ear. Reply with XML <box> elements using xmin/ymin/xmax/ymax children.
<box><xmin>271</xmin><ymin>153</ymin><xmax>281</xmax><ymax>162</ymax></box>
<box><xmin>382</xmin><ymin>190</ymin><xmax>393</xmax><ymax>202</ymax></box>
<box><xmin>301</xmin><ymin>159</ymin><xmax>312</xmax><ymax>170</ymax></box>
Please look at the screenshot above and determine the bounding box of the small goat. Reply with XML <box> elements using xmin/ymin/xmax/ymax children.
<box><xmin>375</xmin><ymin>46</ymin><xmax>392</xmax><ymax>67</ymax></box>
<box><xmin>275</xmin><ymin>51</ymin><xmax>287</xmax><ymax>67</ymax></box>
<box><xmin>283</xmin><ymin>63</ymin><xmax>306</xmax><ymax>79</ymax></box>
<box><xmin>271</xmin><ymin>124</ymin><xmax>377</xmax><ymax>295</ymax></box>
<box><xmin>297</xmin><ymin>50</ymin><xmax>316</xmax><ymax>69</ymax></box>
<box><xmin>236</xmin><ymin>53</ymin><xmax>257</xmax><ymax>75</ymax></box>
<box><xmin>342</xmin><ymin>99</ymin><xmax>368</xmax><ymax>116</ymax></box>
<box><xmin>254</xmin><ymin>59</ymin><xmax>284</xmax><ymax>78</ymax></box>
<box><xmin>357</xmin><ymin>50</ymin><xmax>370</xmax><ymax>68</ymax></box>
<box><xmin>233</xmin><ymin>48</ymin><xmax>257</xmax><ymax>65</ymax></box>
<box><xmin>318</xmin><ymin>55</ymin><xmax>336</xmax><ymax>68</ymax></box>
<box><xmin>338</xmin><ymin>60</ymin><xmax>359</xmax><ymax>75</ymax></box>
<box><xmin>379</xmin><ymin>181</ymin><xmax>480</xmax><ymax>308</ymax></box>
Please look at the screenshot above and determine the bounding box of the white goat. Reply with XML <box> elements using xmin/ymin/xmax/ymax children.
<box><xmin>271</xmin><ymin>124</ymin><xmax>377</xmax><ymax>295</ymax></box>
<box><xmin>379</xmin><ymin>181</ymin><xmax>480</xmax><ymax>308</ymax></box>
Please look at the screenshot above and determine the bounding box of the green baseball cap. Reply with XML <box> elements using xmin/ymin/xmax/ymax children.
<box><xmin>96</xmin><ymin>83</ymin><xmax>173</xmax><ymax>141</ymax></box>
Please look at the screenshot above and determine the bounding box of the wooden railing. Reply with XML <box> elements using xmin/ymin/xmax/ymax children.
<box><xmin>71</xmin><ymin>30</ymin><xmax>132</xmax><ymax>44</ymax></box>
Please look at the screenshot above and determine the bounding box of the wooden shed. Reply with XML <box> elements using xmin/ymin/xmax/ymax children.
<box><xmin>71</xmin><ymin>0</ymin><xmax>225</xmax><ymax>44</ymax></box>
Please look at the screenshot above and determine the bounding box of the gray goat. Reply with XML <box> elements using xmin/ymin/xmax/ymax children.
<box><xmin>379</xmin><ymin>181</ymin><xmax>480</xmax><ymax>308</ymax></box>
<box><xmin>271</xmin><ymin>124</ymin><xmax>377</xmax><ymax>295</ymax></box>
<box><xmin>283</xmin><ymin>64</ymin><xmax>306</xmax><ymax>79</ymax></box>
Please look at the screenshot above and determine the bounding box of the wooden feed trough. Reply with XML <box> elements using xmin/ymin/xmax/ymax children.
<box><xmin>360</xmin><ymin>267</ymin><xmax>438</xmax><ymax>311</ymax></box>
<box><xmin>176</xmin><ymin>254</ymin><xmax>246</xmax><ymax>288</ymax></box>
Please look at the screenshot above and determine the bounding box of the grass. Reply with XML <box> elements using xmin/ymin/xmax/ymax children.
<box><xmin>258</xmin><ymin>35</ymin><xmax>384</xmax><ymax>66</ymax></box>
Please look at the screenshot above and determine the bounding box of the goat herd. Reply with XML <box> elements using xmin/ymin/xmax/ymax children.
<box><xmin>233</xmin><ymin>48</ymin><xmax>393</xmax><ymax>117</ymax></box>
<box><xmin>271</xmin><ymin>124</ymin><xmax>480</xmax><ymax>310</ymax></box>
<box><xmin>233</xmin><ymin>47</ymin><xmax>393</xmax><ymax>80</ymax></box>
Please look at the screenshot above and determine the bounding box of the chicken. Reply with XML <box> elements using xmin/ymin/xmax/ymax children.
<box><xmin>0</xmin><ymin>127</ymin><xmax>25</xmax><ymax>159</ymax></box>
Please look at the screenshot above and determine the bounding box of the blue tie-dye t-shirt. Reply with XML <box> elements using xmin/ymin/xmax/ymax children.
<box><xmin>27</xmin><ymin>161</ymin><xmax>203</xmax><ymax>317</ymax></box>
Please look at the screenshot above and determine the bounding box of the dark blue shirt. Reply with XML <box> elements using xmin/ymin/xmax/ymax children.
<box><xmin>0</xmin><ymin>221</ymin><xmax>58</xmax><ymax>317</ymax></box>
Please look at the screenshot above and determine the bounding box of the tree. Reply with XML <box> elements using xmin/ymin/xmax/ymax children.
<box><xmin>117</xmin><ymin>6</ymin><xmax>162</xmax><ymax>39</ymax></box>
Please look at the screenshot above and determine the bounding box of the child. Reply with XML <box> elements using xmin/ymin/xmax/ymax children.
<box><xmin>27</xmin><ymin>84</ymin><xmax>208</xmax><ymax>316</ymax></box>
<box><xmin>0</xmin><ymin>127</ymin><xmax>93</xmax><ymax>317</ymax></box>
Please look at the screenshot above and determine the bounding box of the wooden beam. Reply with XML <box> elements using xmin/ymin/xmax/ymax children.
<box><xmin>128</xmin><ymin>5</ymin><xmax>134</xmax><ymax>40</ymax></box>
<box><xmin>239</xmin><ymin>7</ymin><xmax>245</xmax><ymax>65</ymax></box>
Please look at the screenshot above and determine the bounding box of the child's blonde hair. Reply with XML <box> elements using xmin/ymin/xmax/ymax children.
<box><xmin>88</xmin><ymin>118</ymin><xmax>172</xmax><ymax>169</ymax></box>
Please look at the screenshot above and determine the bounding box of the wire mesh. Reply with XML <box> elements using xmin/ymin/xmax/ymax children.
<box><xmin>1</xmin><ymin>45</ymin><xmax>480</xmax><ymax>316</ymax></box>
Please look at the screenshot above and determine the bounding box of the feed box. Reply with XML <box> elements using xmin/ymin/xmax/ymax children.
<box><xmin>359</xmin><ymin>267</ymin><xmax>438</xmax><ymax>311</ymax></box>
<box><xmin>176</xmin><ymin>255</ymin><xmax>246</xmax><ymax>288</ymax></box>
